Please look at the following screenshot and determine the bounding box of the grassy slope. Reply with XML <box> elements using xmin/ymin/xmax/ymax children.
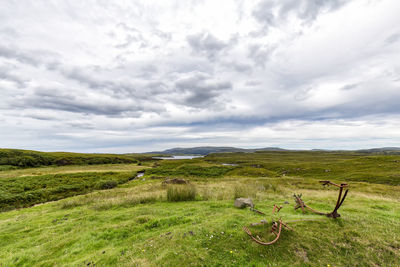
<box><xmin>0</xmin><ymin>164</ymin><xmax>148</xmax><ymax>211</ymax></box>
<box><xmin>0</xmin><ymin>148</ymin><xmax>155</xmax><ymax>168</ymax></box>
<box><xmin>0</xmin><ymin>151</ymin><xmax>399</xmax><ymax>266</ymax></box>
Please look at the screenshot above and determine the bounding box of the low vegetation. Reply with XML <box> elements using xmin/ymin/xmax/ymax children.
<box><xmin>0</xmin><ymin>148</ymin><xmax>155</xmax><ymax>168</ymax></box>
<box><xmin>166</xmin><ymin>184</ymin><xmax>197</xmax><ymax>202</ymax></box>
<box><xmin>205</xmin><ymin>151</ymin><xmax>400</xmax><ymax>185</ymax></box>
<box><xmin>145</xmin><ymin>160</ymin><xmax>235</xmax><ymax>178</ymax></box>
<box><xmin>0</xmin><ymin>150</ymin><xmax>399</xmax><ymax>266</ymax></box>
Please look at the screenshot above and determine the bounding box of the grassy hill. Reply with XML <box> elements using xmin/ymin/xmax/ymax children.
<box><xmin>147</xmin><ymin>146</ymin><xmax>287</xmax><ymax>155</ymax></box>
<box><xmin>0</xmin><ymin>151</ymin><xmax>399</xmax><ymax>266</ymax></box>
<box><xmin>0</xmin><ymin>148</ymin><xmax>155</xmax><ymax>168</ymax></box>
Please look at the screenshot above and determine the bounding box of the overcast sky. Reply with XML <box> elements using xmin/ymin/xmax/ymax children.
<box><xmin>1</xmin><ymin>0</ymin><xmax>400</xmax><ymax>153</ymax></box>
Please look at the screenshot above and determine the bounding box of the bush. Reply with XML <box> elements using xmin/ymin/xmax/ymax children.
<box><xmin>96</xmin><ymin>180</ymin><xmax>118</xmax><ymax>190</ymax></box>
<box><xmin>167</xmin><ymin>184</ymin><xmax>197</xmax><ymax>202</ymax></box>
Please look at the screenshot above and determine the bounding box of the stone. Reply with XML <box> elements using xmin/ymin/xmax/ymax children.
<box><xmin>234</xmin><ymin>198</ymin><xmax>254</xmax><ymax>208</ymax></box>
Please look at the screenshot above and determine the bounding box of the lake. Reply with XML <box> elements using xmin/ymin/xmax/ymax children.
<box><xmin>152</xmin><ymin>155</ymin><xmax>204</xmax><ymax>160</ymax></box>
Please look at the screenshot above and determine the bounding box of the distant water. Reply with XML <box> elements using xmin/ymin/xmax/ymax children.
<box><xmin>221</xmin><ymin>163</ymin><xmax>238</xmax><ymax>166</ymax></box>
<box><xmin>153</xmin><ymin>155</ymin><xmax>204</xmax><ymax>160</ymax></box>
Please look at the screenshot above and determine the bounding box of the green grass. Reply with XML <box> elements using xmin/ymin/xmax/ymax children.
<box><xmin>166</xmin><ymin>184</ymin><xmax>197</xmax><ymax>202</ymax></box>
<box><xmin>0</xmin><ymin>171</ymin><xmax>145</xmax><ymax>211</ymax></box>
<box><xmin>0</xmin><ymin>148</ymin><xmax>156</xmax><ymax>168</ymax></box>
<box><xmin>0</xmin><ymin>177</ymin><xmax>399</xmax><ymax>266</ymax></box>
<box><xmin>0</xmin><ymin>151</ymin><xmax>399</xmax><ymax>266</ymax></box>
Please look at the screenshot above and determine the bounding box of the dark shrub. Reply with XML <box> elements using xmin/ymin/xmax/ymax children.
<box><xmin>96</xmin><ymin>180</ymin><xmax>118</xmax><ymax>190</ymax></box>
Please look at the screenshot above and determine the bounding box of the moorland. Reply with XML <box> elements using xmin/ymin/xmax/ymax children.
<box><xmin>0</xmin><ymin>149</ymin><xmax>399</xmax><ymax>266</ymax></box>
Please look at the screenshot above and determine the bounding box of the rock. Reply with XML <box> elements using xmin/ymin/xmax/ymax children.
<box><xmin>284</xmin><ymin>201</ymin><xmax>290</xmax><ymax>204</ymax></box>
<box><xmin>234</xmin><ymin>198</ymin><xmax>254</xmax><ymax>208</ymax></box>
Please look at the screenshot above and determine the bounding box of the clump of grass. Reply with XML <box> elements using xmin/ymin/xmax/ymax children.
<box><xmin>233</xmin><ymin>183</ymin><xmax>257</xmax><ymax>199</ymax></box>
<box><xmin>200</xmin><ymin>187</ymin><xmax>212</xmax><ymax>201</ymax></box>
<box><xmin>167</xmin><ymin>184</ymin><xmax>197</xmax><ymax>202</ymax></box>
<box><xmin>60</xmin><ymin>199</ymin><xmax>85</xmax><ymax>209</ymax></box>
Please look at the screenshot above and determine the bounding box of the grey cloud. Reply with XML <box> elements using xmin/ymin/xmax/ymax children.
<box><xmin>0</xmin><ymin>65</ymin><xmax>27</xmax><ymax>87</ymax></box>
<box><xmin>116</xmin><ymin>22</ymin><xmax>139</xmax><ymax>33</ymax></box>
<box><xmin>18</xmin><ymin>87</ymin><xmax>142</xmax><ymax>116</ymax></box>
<box><xmin>61</xmin><ymin>67</ymin><xmax>106</xmax><ymax>89</ymax></box>
<box><xmin>385</xmin><ymin>33</ymin><xmax>400</xmax><ymax>44</ymax></box>
<box><xmin>0</xmin><ymin>45</ymin><xmax>40</xmax><ymax>66</ymax></box>
<box><xmin>252</xmin><ymin>1</ymin><xmax>276</xmax><ymax>28</ymax></box>
<box><xmin>0</xmin><ymin>27</ymin><xmax>19</xmax><ymax>38</ymax></box>
<box><xmin>115</xmin><ymin>34</ymin><xmax>148</xmax><ymax>49</ymax></box>
<box><xmin>0</xmin><ymin>44</ymin><xmax>61</xmax><ymax>70</ymax></box>
<box><xmin>153</xmin><ymin>29</ymin><xmax>172</xmax><ymax>42</ymax></box>
<box><xmin>67</xmin><ymin>122</ymin><xmax>96</xmax><ymax>130</ymax></box>
<box><xmin>341</xmin><ymin>83</ymin><xmax>359</xmax><ymax>91</ymax></box>
<box><xmin>187</xmin><ymin>32</ymin><xmax>234</xmax><ymax>60</ymax></box>
<box><xmin>233</xmin><ymin>62</ymin><xmax>253</xmax><ymax>74</ymax></box>
<box><xmin>114</xmin><ymin>23</ymin><xmax>145</xmax><ymax>49</ymax></box>
<box><xmin>115</xmin><ymin>23</ymin><xmax>171</xmax><ymax>49</ymax></box>
<box><xmin>184</xmin><ymin>90</ymin><xmax>221</xmax><ymax>107</ymax></box>
<box><xmin>253</xmin><ymin>0</ymin><xmax>350</xmax><ymax>29</ymax></box>
<box><xmin>27</xmin><ymin>114</ymin><xmax>58</xmax><ymax>121</ymax></box>
<box><xmin>58</xmin><ymin>66</ymin><xmax>163</xmax><ymax>100</ymax></box>
<box><xmin>279</xmin><ymin>0</ymin><xmax>349</xmax><ymax>22</ymax></box>
<box><xmin>220</xmin><ymin>60</ymin><xmax>253</xmax><ymax>74</ymax></box>
<box><xmin>245</xmin><ymin>80</ymin><xmax>262</xmax><ymax>87</ymax></box>
<box><xmin>248</xmin><ymin>44</ymin><xmax>274</xmax><ymax>67</ymax></box>
<box><xmin>174</xmin><ymin>72</ymin><xmax>232</xmax><ymax>108</ymax></box>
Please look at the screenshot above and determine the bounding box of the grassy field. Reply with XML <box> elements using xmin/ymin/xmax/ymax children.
<box><xmin>0</xmin><ymin>151</ymin><xmax>399</xmax><ymax>266</ymax></box>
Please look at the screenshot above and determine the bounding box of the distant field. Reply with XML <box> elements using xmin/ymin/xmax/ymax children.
<box><xmin>0</xmin><ymin>164</ymin><xmax>147</xmax><ymax>179</ymax></box>
<box><xmin>205</xmin><ymin>151</ymin><xmax>400</xmax><ymax>185</ymax></box>
<box><xmin>0</xmin><ymin>151</ymin><xmax>399</xmax><ymax>266</ymax></box>
<box><xmin>0</xmin><ymin>148</ymin><xmax>156</xmax><ymax>168</ymax></box>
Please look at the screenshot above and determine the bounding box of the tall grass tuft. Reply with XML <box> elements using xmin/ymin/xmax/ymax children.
<box><xmin>167</xmin><ymin>184</ymin><xmax>197</xmax><ymax>202</ymax></box>
<box><xmin>233</xmin><ymin>183</ymin><xmax>257</xmax><ymax>199</ymax></box>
